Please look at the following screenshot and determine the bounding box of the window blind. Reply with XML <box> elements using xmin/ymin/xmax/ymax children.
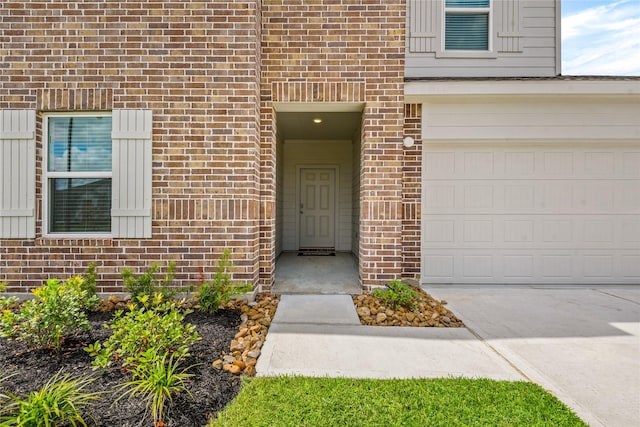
<box><xmin>446</xmin><ymin>0</ymin><xmax>489</xmax><ymax>7</ymax></box>
<box><xmin>47</xmin><ymin>116</ymin><xmax>112</xmax><ymax>233</ymax></box>
<box><xmin>445</xmin><ymin>14</ymin><xmax>489</xmax><ymax>50</ymax></box>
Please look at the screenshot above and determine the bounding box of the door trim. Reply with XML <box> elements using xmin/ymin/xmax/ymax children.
<box><xmin>295</xmin><ymin>165</ymin><xmax>340</xmax><ymax>250</ymax></box>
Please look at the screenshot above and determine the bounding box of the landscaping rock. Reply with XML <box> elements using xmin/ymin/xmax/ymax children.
<box><xmin>352</xmin><ymin>286</ymin><xmax>463</xmax><ymax>328</ymax></box>
<box><xmin>356</xmin><ymin>306</ymin><xmax>371</xmax><ymax>317</ymax></box>
<box><xmin>223</xmin><ymin>363</ymin><xmax>242</xmax><ymax>375</ymax></box>
<box><xmin>223</xmin><ymin>293</ymin><xmax>280</xmax><ymax>376</ymax></box>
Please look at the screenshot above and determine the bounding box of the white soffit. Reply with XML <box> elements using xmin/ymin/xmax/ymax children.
<box><xmin>405</xmin><ymin>80</ymin><xmax>640</xmax><ymax>103</ymax></box>
<box><xmin>274</xmin><ymin>102</ymin><xmax>365</xmax><ymax>113</ymax></box>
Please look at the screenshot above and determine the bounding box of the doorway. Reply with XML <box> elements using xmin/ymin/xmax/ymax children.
<box><xmin>299</xmin><ymin>167</ymin><xmax>336</xmax><ymax>249</ymax></box>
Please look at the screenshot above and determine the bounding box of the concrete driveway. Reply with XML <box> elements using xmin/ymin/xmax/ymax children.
<box><xmin>427</xmin><ymin>285</ymin><xmax>640</xmax><ymax>427</ymax></box>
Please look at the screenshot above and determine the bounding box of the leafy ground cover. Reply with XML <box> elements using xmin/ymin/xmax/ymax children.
<box><xmin>0</xmin><ymin>308</ymin><xmax>242</xmax><ymax>427</ymax></box>
<box><xmin>209</xmin><ymin>376</ymin><xmax>587</xmax><ymax>427</ymax></box>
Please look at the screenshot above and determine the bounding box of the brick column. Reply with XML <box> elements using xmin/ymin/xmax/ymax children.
<box><xmin>402</xmin><ymin>104</ymin><xmax>422</xmax><ymax>280</ymax></box>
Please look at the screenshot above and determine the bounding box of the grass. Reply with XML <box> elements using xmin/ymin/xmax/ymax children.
<box><xmin>209</xmin><ymin>376</ymin><xmax>587</xmax><ymax>427</ymax></box>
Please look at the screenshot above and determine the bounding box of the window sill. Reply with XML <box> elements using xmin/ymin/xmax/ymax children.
<box><xmin>435</xmin><ymin>50</ymin><xmax>497</xmax><ymax>59</ymax></box>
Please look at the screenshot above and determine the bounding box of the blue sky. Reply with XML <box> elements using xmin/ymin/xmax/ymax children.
<box><xmin>562</xmin><ymin>0</ymin><xmax>640</xmax><ymax>75</ymax></box>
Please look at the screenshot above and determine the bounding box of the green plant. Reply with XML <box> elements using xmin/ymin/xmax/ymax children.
<box><xmin>372</xmin><ymin>280</ymin><xmax>419</xmax><ymax>310</ymax></box>
<box><xmin>86</xmin><ymin>297</ymin><xmax>201</xmax><ymax>370</ymax></box>
<box><xmin>0</xmin><ymin>371</ymin><xmax>101</xmax><ymax>427</ymax></box>
<box><xmin>121</xmin><ymin>261</ymin><xmax>178</xmax><ymax>300</ymax></box>
<box><xmin>196</xmin><ymin>249</ymin><xmax>253</xmax><ymax>314</ymax></box>
<box><xmin>0</xmin><ymin>281</ymin><xmax>18</xmax><ymax>311</ymax></box>
<box><xmin>116</xmin><ymin>354</ymin><xmax>195</xmax><ymax>427</ymax></box>
<box><xmin>0</xmin><ymin>277</ymin><xmax>99</xmax><ymax>350</ymax></box>
<box><xmin>0</xmin><ymin>371</ymin><xmax>16</xmax><ymax>409</ymax></box>
<box><xmin>79</xmin><ymin>263</ymin><xmax>99</xmax><ymax>310</ymax></box>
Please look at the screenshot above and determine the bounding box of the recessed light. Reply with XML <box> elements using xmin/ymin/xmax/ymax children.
<box><xmin>313</xmin><ymin>118</ymin><xmax>323</xmax><ymax>124</ymax></box>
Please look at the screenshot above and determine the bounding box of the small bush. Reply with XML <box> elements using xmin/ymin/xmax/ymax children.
<box><xmin>121</xmin><ymin>261</ymin><xmax>179</xmax><ymax>300</ymax></box>
<box><xmin>116</xmin><ymin>354</ymin><xmax>194</xmax><ymax>427</ymax></box>
<box><xmin>0</xmin><ymin>281</ymin><xmax>18</xmax><ymax>312</ymax></box>
<box><xmin>0</xmin><ymin>371</ymin><xmax>101</xmax><ymax>427</ymax></box>
<box><xmin>79</xmin><ymin>263</ymin><xmax>99</xmax><ymax>310</ymax></box>
<box><xmin>372</xmin><ymin>280</ymin><xmax>419</xmax><ymax>310</ymax></box>
<box><xmin>86</xmin><ymin>297</ymin><xmax>201</xmax><ymax>370</ymax></box>
<box><xmin>196</xmin><ymin>249</ymin><xmax>253</xmax><ymax>314</ymax></box>
<box><xmin>0</xmin><ymin>277</ymin><xmax>99</xmax><ymax>350</ymax></box>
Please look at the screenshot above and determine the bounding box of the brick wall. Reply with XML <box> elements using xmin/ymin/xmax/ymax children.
<box><xmin>402</xmin><ymin>104</ymin><xmax>422</xmax><ymax>280</ymax></box>
<box><xmin>1</xmin><ymin>1</ymin><xmax>411</xmax><ymax>293</ymax></box>
<box><xmin>260</xmin><ymin>1</ymin><xmax>406</xmax><ymax>290</ymax></box>
<box><xmin>0</xmin><ymin>1</ymin><xmax>263</xmax><ymax>292</ymax></box>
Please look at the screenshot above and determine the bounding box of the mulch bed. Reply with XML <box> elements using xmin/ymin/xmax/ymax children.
<box><xmin>353</xmin><ymin>286</ymin><xmax>464</xmax><ymax>327</ymax></box>
<box><xmin>0</xmin><ymin>308</ymin><xmax>243</xmax><ymax>427</ymax></box>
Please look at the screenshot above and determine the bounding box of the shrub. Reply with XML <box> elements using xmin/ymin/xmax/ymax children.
<box><xmin>0</xmin><ymin>277</ymin><xmax>99</xmax><ymax>350</ymax></box>
<box><xmin>372</xmin><ymin>280</ymin><xmax>419</xmax><ymax>310</ymax></box>
<box><xmin>0</xmin><ymin>371</ymin><xmax>101</xmax><ymax>427</ymax></box>
<box><xmin>196</xmin><ymin>249</ymin><xmax>253</xmax><ymax>314</ymax></box>
<box><xmin>86</xmin><ymin>297</ymin><xmax>201</xmax><ymax>370</ymax></box>
<box><xmin>116</xmin><ymin>354</ymin><xmax>194</xmax><ymax>427</ymax></box>
<box><xmin>0</xmin><ymin>281</ymin><xmax>18</xmax><ymax>312</ymax></box>
<box><xmin>121</xmin><ymin>261</ymin><xmax>179</xmax><ymax>300</ymax></box>
<box><xmin>79</xmin><ymin>263</ymin><xmax>99</xmax><ymax>310</ymax></box>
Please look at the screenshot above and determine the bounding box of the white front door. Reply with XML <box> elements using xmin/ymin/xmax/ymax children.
<box><xmin>299</xmin><ymin>168</ymin><xmax>335</xmax><ymax>248</ymax></box>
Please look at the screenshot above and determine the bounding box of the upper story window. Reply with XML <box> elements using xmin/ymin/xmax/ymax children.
<box><xmin>44</xmin><ymin>114</ymin><xmax>112</xmax><ymax>235</ymax></box>
<box><xmin>444</xmin><ymin>0</ymin><xmax>490</xmax><ymax>51</ymax></box>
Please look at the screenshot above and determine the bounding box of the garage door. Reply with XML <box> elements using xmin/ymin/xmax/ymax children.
<box><xmin>422</xmin><ymin>142</ymin><xmax>640</xmax><ymax>284</ymax></box>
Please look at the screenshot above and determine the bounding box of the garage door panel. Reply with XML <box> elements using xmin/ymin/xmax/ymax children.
<box><xmin>423</xmin><ymin>249</ymin><xmax>640</xmax><ymax>283</ymax></box>
<box><xmin>622</xmin><ymin>152</ymin><xmax>640</xmax><ymax>178</ymax></box>
<box><xmin>426</xmin><ymin>180</ymin><xmax>634</xmax><ymax>214</ymax></box>
<box><xmin>621</xmin><ymin>256</ymin><xmax>640</xmax><ymax>278</ymax></box>
<box><xmin>621</xmin><ymin>220</ymin><xmax>640</xmax><ymax>243</ymax></box>
<box><xmin>424</xmin><ymin>214</ymin><xmax>638</xmax><ymax>250</ymax></box>
<box><xmin>422</xmin><ymin>142</ymin><xmax>640</xmax><ymax>284</ymax></box>
<box><xmin>503</xmin><ymin>255</ymin><xmax>534</xmax><ymax>279</ymax></box>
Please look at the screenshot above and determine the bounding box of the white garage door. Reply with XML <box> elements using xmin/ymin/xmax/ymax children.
<box><xmin>422</xmin><ymin>142</ymin><xmax>640</xmax><ymax>284</ymax></box>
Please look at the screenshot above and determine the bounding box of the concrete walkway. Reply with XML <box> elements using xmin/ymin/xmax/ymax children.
<box><xmin>273</xmin><ymin>253</ymin><xmax>360</xmax><ymax>294</ymax></box>
<box><xmin>428</xmin><ymin>286</ymin><xmax>640</xmax><ymax>427</ymax></box>
<box><xmin>256</xmin><ymin>287</ymin><xmax>640</xmax><ymax>427</ymax></box>
<box><xmin>256</xmin><ymin>294</ymin><xmax>524</xmax><ymax>381</ymax></box>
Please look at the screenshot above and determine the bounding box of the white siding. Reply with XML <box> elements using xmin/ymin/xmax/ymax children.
<box><xmin>282</xmin><ymin>140</ymin><xmax>352</xmax><ymax>252</ymax></box>
<box><xmin>406</xmin><ymin>0</ymin><xmax>559</xmax><ymax>78</ymax></box>
<box><xmin>111</xmin><ymin>110</ymin><xmax>153</xmax><ymax>238</ymax></box>
<box><xmin>351</xmin><ymin>134</ymin><xmax>361</xmax><ymax>257</ymax></box>
<box><xmin>423</xmin><ymin>98</ymin><xmax>640</xmax><ymax>141</ymax></box>
<box><xmin>276</xmin><ymin>135</ymin><xmax>285</xmax><ymax>256</ymax></box>
<box><xmin>0</xmin><ymin>110</ymin><xmax>36</xmax><ymax>239</ymax></box>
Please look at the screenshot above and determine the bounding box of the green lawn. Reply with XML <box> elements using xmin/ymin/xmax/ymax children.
<box><xmin>209</xmin><ymin>376</ymin><xmax>586</xmax><ymax>427</ymax></box>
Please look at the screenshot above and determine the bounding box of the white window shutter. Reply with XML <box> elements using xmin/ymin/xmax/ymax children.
<box><xmin>111</xmin><ymin>110</ymin><xmax>153</xmax><ymax>238</ymax></box>
<box><xmin>409</xmin><ymin>0</ymin><xmax>439</xmax><ymax>53</ymax></box>
<box><xmin>0</xmin><ymin>110</ymin><xmax>36</xmax><ymax>239</ymax></box>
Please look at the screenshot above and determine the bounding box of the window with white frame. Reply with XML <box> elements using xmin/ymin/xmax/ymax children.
<box><xmin>1</xmin><ymin>109</ymin><xmax>151</xmax><ymax>239</ymax></box>
<box><xmin>444</xmin><ymin>0</ymin><xmax>490</xmax><ymax>51</ymax></box>
<box><xmin>44</xmin><ymin>114</ymin><xmax>112</xmax><ymax>234</ymax></box>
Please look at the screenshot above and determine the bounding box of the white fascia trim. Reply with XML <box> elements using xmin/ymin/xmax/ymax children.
<box><xmin>405</xmin><ymin>79</ymin><xmax>640</xmax><ymax>102</ymax></box>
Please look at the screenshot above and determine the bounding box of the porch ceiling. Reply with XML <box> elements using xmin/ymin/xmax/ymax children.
<box><xmin>276</xmin><ymin>111</ymin><xmax>361</xmax><ymax>141</ymax></box>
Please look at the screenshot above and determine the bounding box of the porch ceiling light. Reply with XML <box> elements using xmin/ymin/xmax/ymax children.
<box><xmin>313</xmin><ymin>117</ymin><xmax>323</xmax><ymax>124</ymax></box>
